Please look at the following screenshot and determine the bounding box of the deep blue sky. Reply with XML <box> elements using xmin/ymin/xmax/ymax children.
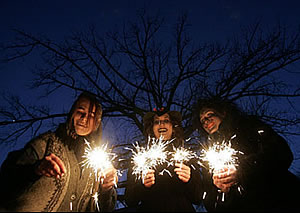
<box><xmin>1</xmin><ymin>0</ymin><xmax>300</xmax><ymax>176</ymax></box>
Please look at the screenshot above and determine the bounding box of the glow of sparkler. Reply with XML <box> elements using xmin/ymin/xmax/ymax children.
<box><xmin>199</xmin><ymin>135</ymin><xmax>243</xmax><ymax>174</ymax></box>
<box><xmin>81</xmin><ymin>139</ymin><xmax>117</xmax><ymax>182</ymax></box>
<box><xmin>128</xmin><ymin>136</ymin><xmax>171</xmax><ymax>181</ymax></box>
<box><xmin>169</xmin><ymin>146</ymin><xmax>198</xmax><ymax>167</ymax></box>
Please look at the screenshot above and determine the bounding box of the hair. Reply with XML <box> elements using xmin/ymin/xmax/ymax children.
<box><xmin>143</xmin><ymin>111</ymin><xmax>184</xmax><ymax>147</ymax></box>
<box><xmin>66</xmin><ymin>91</ymin><xmax>103</xmax><ymax>144</ymax></box>
<box><xmin>192</xmin><ymin>97</ymin><xmax>243</xmax><ymax>136</ymax></box>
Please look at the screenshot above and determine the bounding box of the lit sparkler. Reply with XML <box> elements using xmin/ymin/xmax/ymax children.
<box><xmin>199</xmin><ymin>135</ymin><xmax>243</xmax><ymax>173</ymax></box>
<box><xmin>199</xmin><ymin>135</ymin><xmax>244</xmax><ymax>202</ymax></box>
<box><xmin>81</xmin><ymin>139</ymin><xmax>117</xmax><ymax>182</ymax></box>
<box><xmin>169</xmin><ymin>146</ymin><xmax>198</xmax><ymax>168</ymax></box>
<box><xmin>128</xmin><ymin>136</ymin><xmax>171</xmax><ymax>181</ymax></box>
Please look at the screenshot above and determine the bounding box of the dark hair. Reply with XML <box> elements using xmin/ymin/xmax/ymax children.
<box><xmin>192</xmin><ymin>97</ymin><xmax>243</xmax><ymax>136</ymax></box>
<box><xmin>143</xmin><ymin>109</ymin><xmax>184</xmax><ymax>146</ymax></box>
<box><xmin>66</xmin><ymin>91</ymin><xmax>103</xmax><ymax>144</ymax></box>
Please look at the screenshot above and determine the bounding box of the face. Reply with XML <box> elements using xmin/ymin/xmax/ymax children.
<box><xmin>153</xmin><ymin>113</ymin><xmax>173</xmax><ymax>140</ymax></box>
<box><xmin>199</xmin><ymin>109</ymin><xmax>222</xmax><ymax>134</ymax></box>
<box><xmin>72</xmin><ymin>98</ymin><xmax>96</xmax><ymax>136</ymax></box>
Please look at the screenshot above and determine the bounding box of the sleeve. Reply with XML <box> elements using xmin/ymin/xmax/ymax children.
<box><xmin>236</xmin><ymin>120</ymin><xmax>293</xmax><ymax>186</ymax></box>
<box><xmin>183</xmin><ymin>159</ymin><xmax>203</xmax><ymax>205</ymax></box>
<box><xmin>98</xmin><ymin>186</ymin><xmax>117</xmax><ymax>212</ymax></box>
<box><xmin>0</xmin><ymin>134</ymin><xmax>48</xmax><ymax>204</ymax></box>
<box><xmin>124</xmin><ymin>164</ymin><xmax>149</xmax><ymax>208</ymax></box>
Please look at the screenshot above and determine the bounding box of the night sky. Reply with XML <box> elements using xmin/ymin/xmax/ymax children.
<box><xmin>1</xmin><ymin>0</ymin><xmax>300</xmax><ymax>177</ymax></box>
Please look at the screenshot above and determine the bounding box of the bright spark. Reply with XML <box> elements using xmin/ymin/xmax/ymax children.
<box><xmin>199</xmin><ymin>135</ymin><xmax>243</xmax><ymax>173</ymax></box>
<box><xmin>128</xmin><ymin>136</ymin><xmax>171</xmax><ymax>181</ymax></box>
<box><xmin>169</xmin><ymin>146</ymin><xmax>198</xmax><ymax>166</ymax></box>
<box><xmin>81</xmin><ymin>139</ymin><xmax>117</xmax><ymax>182</ymax></box>
<box><xmin>92</xmin><ymin>192</ymin><xmax>100</xmax><ymax>211</ymax></box>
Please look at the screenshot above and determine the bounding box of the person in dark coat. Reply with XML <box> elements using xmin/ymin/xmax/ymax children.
<box><xmin>0</xmin><ymin>91</ymin><xmax>118</xmax><ymax>212</ymax></box>
<box><xmin>125</xmin><ymin>107</ymin><xmax>203</xmax><ymax>212</ymax></box>
<box><xmin>193</xmin><ymin>97</ymin><xmax>300</xmax><ymax>212</ymax></box>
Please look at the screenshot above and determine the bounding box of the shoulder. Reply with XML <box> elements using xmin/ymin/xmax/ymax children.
<box><xmin>25</xmin><ymin>131</ymin><xmax>57</xmax><ymax>159</ymax></box>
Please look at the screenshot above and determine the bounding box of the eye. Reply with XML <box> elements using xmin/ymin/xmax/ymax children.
<box><xmin>163</xmin><ymin>119</ymin><xmax>170</xmax><ymax>124</ymax></box>
<box><xmin>154</xmin><ymin>120</ymin><xmax>160</xmax><ymax>125</ymax></box>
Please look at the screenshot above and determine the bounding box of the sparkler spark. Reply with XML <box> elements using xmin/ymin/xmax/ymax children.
<box><xmin>199</xmin><ymin>135</ymin><xmax>243</xmax><ymax>173</ymax></box>
<box><xmin>128</xmin><ymin>136</ymin><xmax>171</xmax><ymax>181</ymax></box>
<box><xmin>199</xmin><ymin>135</ymin><xmax>244</xmax><ymax>203</ymax></box>
<box><xmin>81</xmin><ymin>139</ymin><xmax>117</xmax><ymax>182</ymax></box>
<box><xmin>92</xmin><ymin>192</ymin><xmax>100</xmax><ymax>211</ymax></box>
<box><xmin>169</xmin><ymin>146</ymin><xmax>198</xmax><ymax>167</ymax></box>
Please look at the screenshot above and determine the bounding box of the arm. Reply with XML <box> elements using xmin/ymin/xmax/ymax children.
<box><xmin>0</xmin><ymin>136</ymin><xmax>46</xmax><ymax>201</ymax></box>
<box><xmin>237</xmin><ymin>119</ymin><xmax>293</xmax><ymax>186</ymax></box>
<box><xmin>175</xmin><ymin>160</ymin><xmax>203</xmax><ymax>205</ymax></box>
<box><xmin>98</xmin><ymin>167</ymin><xmax>118</xmax><ymax>212</ymax></box>
<box><xmin>124</xmin><ymin>164</ymin><xmax>149</xmax><ymax>207</ymax></box>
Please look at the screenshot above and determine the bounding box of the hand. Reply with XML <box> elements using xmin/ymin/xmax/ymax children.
<box><xmin>174</xmin><ymin>163</ymin><xmax>191</xmax><ymax>183</ymax></box>
<box><xmin>35</xmin><ymin>153</ymin><xmax>66</xmax><ymax>179</ymax></box>
<box><xmin>100</xmin><ymin>166</ymin><xmax>118</xmax><ymax>192</ymax></box>
<box><xmin>143</xmin><ymin>169</ymin><xmax>155</xmax><ymax>188</ymax></box>
<box><xmin>213</xmin><ymin>166</ymin><xmax>237</xmax><ymax>193</ymax></box>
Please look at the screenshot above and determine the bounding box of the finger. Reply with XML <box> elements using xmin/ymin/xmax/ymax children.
<box><xmin>175</xmin><ymin>171</ymin><xmax>190</xmax><ymax>179</ymax></box>
<box><xmin>174</xmin><ymin>167</ymin><xmax>191</xmax><ymax>174</ymax></box>
<box><xmin>49</xmin><ymin>154</ymin><xmax>66</xmax><ymax>174</ymax></box>
<box><xmin>102</xmin><ymin>182</ymin><xmax>115</xmax><ymax>191</ymax></box>
<box><xmin>144</xmin><ymin>176</ymin><xmax>155</xmax><ymax>187</ymax></box>
<box><xmin>175</xmin><ymin>163</ymin><xmax>189</xmax><ymax>170</ymax></box>
<box><xmin>147</xmin><ymin>169</ymin><xmax>155</xmax><ymax>174</ymax></box>
<box><xmin>178</xmin><ymin>174</ymin><xmax>190</xmax><ymax>183</ymax></box>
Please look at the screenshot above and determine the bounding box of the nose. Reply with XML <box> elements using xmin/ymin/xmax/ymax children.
<box><xmin>80</xmin><ymin>112</ymin><xmax>88</xmax><ymax>121</ymax></box>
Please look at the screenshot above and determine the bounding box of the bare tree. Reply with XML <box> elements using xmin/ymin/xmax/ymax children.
<box><xmin>1</xmin><ymin>9</ymin><xmax>300</xmax><ymax>209</ymax></box>
<box><xmin>0</xmin><ymin>9</ymin><xmax>300</xmax><ymax>143</ymax></box>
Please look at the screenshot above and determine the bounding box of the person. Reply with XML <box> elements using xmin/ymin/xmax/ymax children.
<box><xmin>125</xmin><ymin>107</ymin><xmax>202</xmax><ymax>212</ymax></box>
<box><xmin>193</xmin><ymin>97</ymin><xmax>300</xmax><ymax>212</ymax></box>
<box><xmin>0</xmin><ymin>91</ymin><xmax>118</xmax><ymax>212</ymax></box>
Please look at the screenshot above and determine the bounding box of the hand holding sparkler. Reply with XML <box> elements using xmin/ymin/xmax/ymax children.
<box><xmin>174</xmin><ymin>163</ymin><xmax>191</xmax><ymax>183</ymax></box>
<box><xmin>100</xmin><ymin>167</ymin><xmax>118</xmax><ymax>192</ymax></box>
<box><xmin>143</xmin><ymin>169</ymin><xmax>155</xmax><ymax>188</ymax></box>
<box><xmin>213</xmin><ymin>166</ymin><xmax>237</xmax><ymax>193</ymax></box>
<box><xmin>170</xmin><ymin>146</ymin><xmax>197</xmax><ymax>183</ymax></box>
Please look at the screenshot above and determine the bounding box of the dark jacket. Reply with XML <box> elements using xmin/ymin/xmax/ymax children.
<box><xmin>0</xmin><ymin>123</ymin><xmax>117</xmax><ymax>212</ymax></box>
<box><xmin>201</xmin><ymin>115</ymin><xmax>300</xmax><ymax>212</ymax></box>
<box><xmin>124</xmin><ymin>139</ymin><xmax>203</xmax><ymax>212</ymax></box>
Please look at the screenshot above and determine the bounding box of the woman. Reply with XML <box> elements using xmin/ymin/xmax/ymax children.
<box><xmin>125</xmin><ymin>107</ymin><xmax>202</xmax><ymax>212</ymax></box>
<box><xmin>0</xmin><ymin>91</ymin><xmax>118</xmax><ymax>212</ymax></box>
<box><xmin>193</xmin><ymin>97</ymin><xmax>300</xmax><ymax>212</ymax></box>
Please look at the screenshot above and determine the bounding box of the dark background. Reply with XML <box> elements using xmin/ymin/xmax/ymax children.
<box><xmin>0</xmin><ymin>0</ymin><xmax>299</xmax><ymax>178</ymax></box>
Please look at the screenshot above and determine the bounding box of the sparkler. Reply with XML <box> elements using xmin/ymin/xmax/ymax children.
<box><xmin>169</xmin><ymin>146</ymin><xmax>198</xmax><ymax>169</ymax></box>
<box><xmin>199</xmin><ymin>135</ymin><xmax>243</xmax><ymax>174</ymax></box>
<box><xmin>80</xmin><ymin>139</ymin><xmax>118</xmax><ymax>211</ymax></box>
<box><xmin>80</xmin><ymin>139</ymin><xmax>117</xmax><ymax>182</ymax></box>
<box><xmin>199</xmin><ymin>135</ymin><xmax>244</xmax><ymax>202</ymax></box>
<box><xmin>128</xmin><ymin>136</ymin><xmax>171</xmax><ymax>181</ymax></box>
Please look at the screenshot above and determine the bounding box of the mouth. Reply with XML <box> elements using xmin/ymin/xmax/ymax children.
<box><xmin>158</xmin><ymin>128</ymin><xmax>168</xmax><ymax>133</ymax></box>
<box><xmin>206</xmin><ymin>122</ymin><xmax>214</xmax><ymax>130</ymax></box>
<box><xmin>76</xmin><ymin>122</ymin><xmax>87</xmax><ymax>128</ymax></box>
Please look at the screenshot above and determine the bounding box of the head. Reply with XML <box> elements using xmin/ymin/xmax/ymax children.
<box><xmin>193</xmin><ymin>98</ymin><xmax>238</xmax><ymax>135</ymax></box>
<box><xmin>66</xmin><ymin>91</ymin><xmax>102</xmax><ymax>142</ymax></box>
<box><xmin>143</xmin><ymin>107</ymin><xmax>184</xmax><ymax>142</ymax></box>
<box><xmin>199</xmin><ymin>108</ymin><xmax>223</xmax><ymax>135</ymax></box>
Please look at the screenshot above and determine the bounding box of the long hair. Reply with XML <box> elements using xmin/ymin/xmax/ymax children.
<box><xmin>66</xmin><ymin>91</ymin><xmax>103</xmax><ymax>144</ymax></box>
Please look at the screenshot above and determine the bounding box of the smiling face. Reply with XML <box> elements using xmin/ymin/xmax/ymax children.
<box><xmin>199</xmin><ymin>109</ymin><xmax>222</xmax><ymax>134</ymax></box>
<box><xmin>72</xmin><ymin>97</ymin><xmax>96</xmax><ymax>136</ymax></box>
<box><xmin>153</xmin><ymin>113</ymin><xmax>173</xmax><ymax>140</ymax></box>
